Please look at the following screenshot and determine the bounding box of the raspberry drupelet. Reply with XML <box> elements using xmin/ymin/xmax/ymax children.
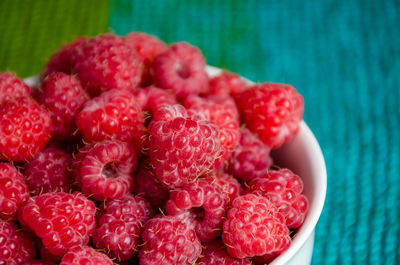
<box><xmin>0</xmin><ymin>72</ymin><xmax>32</xmax><ymax>104</ymax></box>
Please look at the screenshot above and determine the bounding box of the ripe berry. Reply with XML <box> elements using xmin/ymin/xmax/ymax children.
<box><xmin>0</xmin><ymin>220</ymin><xmax>36</xmax><ymax>265</ymax></box>
<box><xmin>222</xmin><ymin>194</ymin><xmax>291</xmax><ymax>259</ymax></box>
<box><xmin>0</xmin><ymin>97</ymin><xmax>51</xmax><ymax>162</ymax></box>
<box><xmin>166</xmin><ymin>178</ymin><xmax>228</xmax><ymax>242</ymax></box>
<box><xmin>139</xmin><ymin>214</ymin><xmax>202</xmax><ymax>265</ymax></box>
<box><xmin>18</xmin><ymin>192</ymin><xmax>96</xmax><ymax>257</ymax></box>
<box><xmin>235</xmin><ymin>83</ymin><xmax>304</xmax><ymax>149</ymax></box>
<box><xmin>29</xmin><ymin>261</ymin><xmax>56</xmax><ymax>265</ymax></box>
<box><xmin>76</xmin><ymin>89</ymin><xmax>145</xmax><ymax>152</ymax></box>
<box><xmin>197</xmin><ymin>240</ymin><xmax>252</xmax><ymax>265</ymax></box>
<box><xmin>0</xmin><ymin>72</ymin><xmax>31</xmax><ymax>104</ymax></box>
<box><xmin>201</xmin><ymin>171</ymin><xmax>242</xmax><ymax>203</ymax></box>
<box><xmin>247</xmin><ymin>168</ymin><xmax>309</xmax><ymax>228</ymax></box>
<box><xmin>132</xmin><ymin>85</ymin><xmax>176</xmax><ymax>116</ymax></box>
<box><xmin>24</xmin><ymin>144</ymin><xmax>73</xmax><ymax>195</ymax></box>
<box><xmin>153</xmin><ymin>42</ymin><xmax>208</xmax><ymax>99</ymax></box>
<box><xmin>207</xmin><ymin>71</ymin><xmax>248</xmax><ymax>98</ymax></box>
<box><xmin>0</xmin><ymin>163</ymin><xmax>29</xmax><ymax>221</ymax></box>
<box><xmin>148</xmin><ymin>104</ymin><xmax>220</xmax><ymax>188</ymax></box>
<box><xmin>73</xmin><ymin>140</ymin><xmax>137</xmax><ymax>201</ymax></box>
<box><xmin>37</xmin><ymin>72</ymin><xmax>89</xmax><ymax>140</ymax></box>
<box><xmin>228</xmin><ymin>127</ymin><xmax>272</xmax><ymax>181</ymax></box>
<box><xmin>73</xmin><ymin>33</ymin><xmax>143</xmax><ymax>97</ymax></box>
<box><xmin>60</xmin><ymin>245</ymin><xmax>113</xmax><ymax>265</ymax></box>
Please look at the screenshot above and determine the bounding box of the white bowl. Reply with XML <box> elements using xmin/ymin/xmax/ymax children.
<box><xmin>25</xmin><ymin>66</ymin><xmax>326</xmax><ymax>265</ymax></box>
<box><xmin>206</xmin><ymin>66</ymin><xmax>327</xmax><ymax>265</ymax></box>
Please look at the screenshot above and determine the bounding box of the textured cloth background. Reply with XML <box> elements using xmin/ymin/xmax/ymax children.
<box><xmin>1</xmin><ymin>0</ymin><xmax>400</xmax><ymax>264</ymax></box>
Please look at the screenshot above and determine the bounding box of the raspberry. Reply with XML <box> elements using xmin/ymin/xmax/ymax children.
<box><xmin>139</xmin><ymin>214</ymin><xmax>202</xmax><ymax>265</ymax></box>
<box><xmin>184</xmin><ymin>95</ymin><xmax>240</xmax><ymax>169</ymax></box>
<box><xmin>0</xmin><ymin>97</ymin><xmax>51</xmax><ymax>162</ymax></box>
<box><xmin>18</xmin><ymin>192</ymin><xmax>96</xmax><ymax>257</ymax></box>
<box><xmin>37</xmin><ymin>72</ymin><xmax>89</xmax><ymax>140</ymax></box>
<box><xmin>235</xmin><ymin>83</ymin><xmax>304</xmax><ymax>149</ymax></box>
<box><xmin>134</xmin><ymin>162</ymin><xmax>169</xmax><ymax>210</ymax></box>
<box><xmin>24</xmin><ymin>144</ymin><xmax>73</xmax><ymax>195</ymax></box>
<box><xmin>222</xmin><ymin>194</ymin><xmax>291</xmax><ymax>259</ymax></box>
<box><xmin>207</xmin><ymin>71</ymin><xmax>248</xmax><ymax>98</ymax></box>
<box><xmin>0</xmin><ymin>220</ymin><xmax>36</xmax><ymax>265</ymax></box>
<box><xmin>228</xmin><ymin>128</ymin><xmax>272</xmax><ymax>181</ymax></box>
<box><xmin>125</xmin><ymin>32</ymin><xmax>167</xmax><ymax>85</ymax></box>
<box><xmin>93</xmin><ymin>194</ymin><xmax>153</xmax><ymax>261</ymax></box>
<box><xmin>148</xmin><ymin>104</ymin><xmax>220</xmax><ymax>188</ymax></box>
<box><xmin>41</xmin><ymin>37</ymin><xmax>88</xmax><ymax>78</ymax></box>
<box><xmin>201</xmin><ymin>171</ymin><xmax>242</xmax><ymax>203</ymax></box>
<box><xmin>153</xmin><ymin>42</ymin><xmax>208</xmax><ymax>99</ymax></box>
<box><xmin>0</xmin><ymin>162</ymin><xmax>29</xmax><ymax>221</ymax></box>
<box><xmin>247</xmin><ymin>168</ymin><xmax>309</xmax><ymax>228</ymax></box>
<box><xmin>197</xmin><ymin>240</ymin><xmax>252</xmax><ymax>265</ymax></box>
<box><xmin>166</xmin><ymin>179</ymin><xmax>228</xmax><ymax>242</ymax></box>
<box><xmin>73</xmin><ymin>140</ymin><xmax>137</xmax><ymax>201</ymax></box>
<box><xmin>132</xmin><ymin>85</ymin><xmax>176</xmax><ymax>115</ymax></box>
<box><xmin>73</xmin><ymin>33</ymin><xmax>143</xmax><ymax>97</ymax></box>
<box><xmin>29</xmin><ymin>261</ymin><xmax>55</xmax><ymax>265</ymax></box>
<box><xmin>76</xmin><ymin>89</ymin><xmax>145</xmax><ymax>152</ymax></box>
<box><xmin>0</xmin><ymin>72</ymin><xmax>31</xmax><ymax>104</ymax></box>
<box><xmin>60</xmin><ymin>245</ymin><xmax>113</xmax><ymax>265</ymax></box>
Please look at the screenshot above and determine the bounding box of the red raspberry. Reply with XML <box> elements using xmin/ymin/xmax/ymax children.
<box><xmin>0</xmin><ymin>97</ymin><xmax>51</xmax><ymax>162</ymax></box>
<box><xmin>134</xmin><ymin>163</ymin><xmax>169</xmax><ymax>210</ymax></box>
<box><xmin>222</xmin><ymin>194</ymin><xmax>291</xmax><ymax>259</ymax></box>
<box><xmin>76</xmin><ymin>89</ymin><xmax>145</xmax><ymax>152</ymax></box>
<box><xmin>0</xmin><ymin>220</ymin><xmax>36</xmax><ymax>265</ymax></box>
<box><xmin>228</xmin><ymin>128</ymin><xmax>272</xmax><ymax>181</ymax></box>
<box><xmin>201</xmin><ymin>171</ymin><xmax>242</xmax><ymax>203</ymax></box>
<box><xmin>18</xmin><ymin>192</ymin><xmax>96</xmax><ymax>257</ymax></box>
<box><xmin>247</xmin><ymin>168</ymin><xmax>309</xmax><ymax>228</ymax></box>
<box><xmin>153</xmin><ymin>42</ymin><xmax>208</xmax><ymax>100</ymax></box>
<box><xmin>0</xmin><ymin>162</ymin><xmax>29</xmax><ymax>221</ymax></box>
<box><xmin>125</xmin><ymin>32</ymin><xmax>167</xmax><ymax>85</ymax></box>
<box><xmin>197</xmin><ymin>240</ymin><xmax>252</xmax><ymax>265</ymax></box>
<box><xmin>235</xmin><ymin>83</ymin><xmax>304</xmax><ymax>149</ymax></box>
<box><xmin>93</xmin><ymin>194</ymin><xmax>153</xmax><ymax>261</ymax></box>
<box><xmin>29</xmin><ymin>261</ymin><xmax>55</xmax><ymax>265</ymax></box>
<box><xmin>148</xmin><ymin>104</ymin><xmax>220</xmax><ymax>188</ymax></box>
<box><xmin>37</xmin><ymin>72</ymin><xmax>89</xmax><ymax>140</ymax></box>
<box><xmin>184</xmin><ymin>95</ymin><xmax>240</xmax><ymax>169</ymax></box>
<box><xmin>132</xmin><ymin>85</ymin><xmax>176</xmax><ymax>115</ymax></box>
<box><xmin>139</xmin><ymin>214</ymin><xmax>202</xmax><ymax>265</ymax></box>
<box><xmin>166</xmin><ymin>179</ymin><xmax>228</xmax><ymax>242</ymax></box>
<box><xmin>73</xmin><ymin>33</ymin><xmax>143</xmax><ymax>97</ymax></box>
<box><xmin>207</xmin><ymin>71</ymin><xmax>248</xmax><ymax>98</ymax></box>
<box><xmin>41</xmin><ymin>37</ymin><xmax>88</xmax><ymax>78</ymax></box>
<box><xmin>0</xmin><ymin>72</ymin><xmax>31</xmax><ymax>104</ymax></box>
<box><xmin>60</xmin><ymin>245</ymin><xmax>113</xmax><ymax>265</ymax></box>
<box><xmin>73</xmin><ymin>141</ymin><xmax>137</xmax><ymax>201</ymax></box>
<box><xmin>24</xmin><ymin>144</ymin><xmax>73</xmax><ymax>195</ymax></box>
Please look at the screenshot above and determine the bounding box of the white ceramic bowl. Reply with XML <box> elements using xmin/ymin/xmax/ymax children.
<box><xmin>25</xmin><ymin>66</ymin><xmax>326</xmax><ymax>265</ymax></box>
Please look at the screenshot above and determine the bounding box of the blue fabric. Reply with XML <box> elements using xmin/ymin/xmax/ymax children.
<box><xmin>110</xmin><ymin>0</ymin><xmax>400</xmax><ymax>264</ymax></box>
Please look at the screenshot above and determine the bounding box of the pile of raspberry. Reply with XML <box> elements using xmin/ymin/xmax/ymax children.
<box><xmin>0</xmin><ymin>32</ymin><xmax>308</xmax><ymax>265</ymax></box>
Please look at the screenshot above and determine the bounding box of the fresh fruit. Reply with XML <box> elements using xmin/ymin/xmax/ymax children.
<box><xmin>132</xmin><ymin>85</ymin><xmax>177</xmax><ymax>116</ymax></box>
<box><xmin>37</xmin><ymin>72</ymin><xmax>89</xmax><ymax>140</ymax></box>
<box><xmin>222</xmin><ymin>194</ymin><xmax>291</xmax><ymax>259</ymax></box>
<box><xmin>19</xmin><ymin>192</ymin><xmax>96</xmax><ymax>257</ymax></box>
<box><xmin>139</xmin><ymin>214</ymin><xmax>202</xmax><ymax>265</ymax></box>
<box><xmin>0</xmin><ymin>220</ymin><xmax>36</xmax><ymax>265</ymax></box>
<box><xmin>235</xmin><ymin>83</ymin><xmax>304</xmax><ymax>149</ymax></box>
<box><xmin>93</xmin><ymin>194</ymin><xmax>153</xmax><ymax>261</ymax></box>
<box><xmin>59</xmin><ymin>245</ymin><xmax>113</xmax><ymax>265</ymax></box>
<box><xmin>24</xmin><ymin>144</ymin><xmax>73</xmax><ymax>195</ymax></box>
<box><xmin>153</xmin><ymin>42</ymin><xmax>208</xmax><ymax>99</ymax></box>
<box><xmin>201</xmin><ymin>171</ymin><xmax>242</xmax><ymax>203</ymax></box>
<box><xmin>0</xmin><ymin>72</ymin><xmax>31</xmax><ymax>104</ymax></box>
<box><xmin>0</xmin><ymin>97</ymin><xmax>51</xmax><ymax>162</ymax></box>
<box><xmin>73</xmin><ymin>140</ymin><xmax>137</xmax><ymax>201</ymax></box>
<box><xmin>197</xmin><ymin>240</ymin><xmax>252</xmax><ymax>265</ymax></box>
<box><xmin>207</xmin><ymin>71</ymin><xmax>248</xmax><ymax>98</ymax></box>
<box><xmin>0</xmin><ymin>162</ymin><xmax>29</xmax><ymax>221</ymax></box>
<box><xmin>148</xmin><ymin>104</ymin><xmax>220</xmax><ymax>188</ymax></box>
<box><xmin>247</xmin><ymin>168</ymin><xmax>309</xmax><ymax>228</ymax></box>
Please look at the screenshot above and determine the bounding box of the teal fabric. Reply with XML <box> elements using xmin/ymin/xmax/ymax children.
<box><xmin>110</xmin><ymin>0</ymin><xmax>400</xmax><ymax>264</ymax></box>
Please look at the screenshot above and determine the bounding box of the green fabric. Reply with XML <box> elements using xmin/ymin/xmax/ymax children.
<box><xmin>110</xmin><ymin>0</ymin><xmax>400</xmax><ymax>264</ymax></box>
<box><xmin>0</xmin><ymin>0</ymin><xmax>109</xmax><ymax>77</ymax></box>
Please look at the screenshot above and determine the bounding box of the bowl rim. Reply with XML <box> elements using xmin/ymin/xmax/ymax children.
<box><xmin>25</xmin><ymin>66</ymin><xmax>327</xmax><ymax>264</ymax></box>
